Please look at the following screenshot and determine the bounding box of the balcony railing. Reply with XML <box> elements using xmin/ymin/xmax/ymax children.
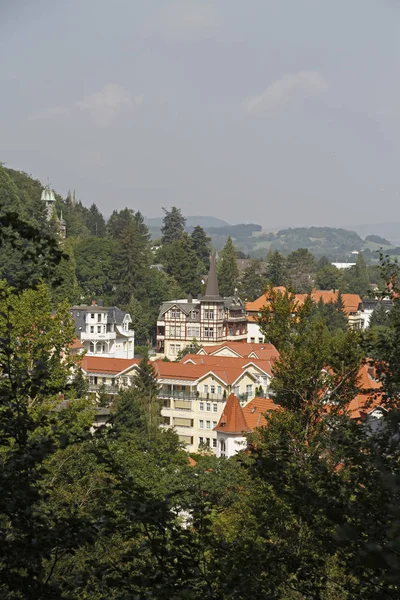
<box><xmin>81</xmin><ymin>331</ymin><xmax>116</xmax><ymax>341</ymax></box>
<box><xmin>88</xmin><ymin>384</ymin><xmax>118</xmax><ymax>394</ymax></box>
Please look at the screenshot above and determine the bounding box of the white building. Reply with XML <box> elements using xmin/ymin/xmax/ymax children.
<box><xmin>70</xmin><ymin>301</ymin><xmax>135</xmax><ymax>358</ymax></box>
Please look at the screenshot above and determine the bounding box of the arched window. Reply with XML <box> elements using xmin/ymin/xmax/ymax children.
<box><xmin>89</xmin><ymin>342</ymin><xmax>95</xmax><ymax>353</ymax></box>
<box><xmin>220</xmin><ymin>439</ymin><xmax>226</xmax><ymax>457</ymax></box>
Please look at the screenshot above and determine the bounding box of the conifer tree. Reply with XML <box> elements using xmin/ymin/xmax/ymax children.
<box><xmin>217</xmin><ymin>236</ymin><xmax>239</xmax><ymax>297</ymax></box>
<box><xmin>266</xmin><ymin>249</ymin><xmax>287</xmax><ymax>286</ymax></box>
<box><xmin>85</xmin><ymin>203</ymin><xmax>106</xmax><ymax>237</ymax></box>
<box><xmin>190</xmin><ymin>225</ymin><xmax>211</xmax><ymax>272</ymax></box>
<box><xmin>161</xmin><ymin>206</ymin><xmax>186</xmax><ymax>244</ymax></box>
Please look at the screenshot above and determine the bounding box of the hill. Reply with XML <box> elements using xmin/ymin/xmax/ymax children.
<box><xmin>145</xmin><ymin>215</ymin><xmax>230</xmax><ymax>229</ymax></box>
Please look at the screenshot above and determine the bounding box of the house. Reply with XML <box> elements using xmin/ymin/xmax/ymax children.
<box><xmin>80</xmin><ymin>356</ymin><xmax>140</xmax><ymax>399</ymax></box>
<box><xmin>246</xmin><ymin>288</ymin><xmax>364</xmax><ymax>342</ymax></box>
<box><xmin>214</xmin><ymin>394</ymin><xmax>281</xmax><ymax>458</ymax></box>
<box><xmin>70</xmin><ymin>301</ymin><xmax>135</xmax><ymax>358</ymax></box>
<box><xmin>155</xmin><ymin>357</ymin><xmax>272</xmax><ymax>452</ymax></box>
<box><xmin>196</xmin><ymin>341</ymin><xmax>279</xmax><ymax>361</ymax></box>
<box><xmin>156</xmin><ymin>256</ymin><xmax>247</xmax><ymax>359</ymax></box>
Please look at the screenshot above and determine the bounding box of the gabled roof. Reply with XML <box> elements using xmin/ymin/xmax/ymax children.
<box><xmin>181</xmin><ymin>354</ymin><xmax>274</xmax><ymax>377</ymax></box>
<box><xmin>198</xmin><ymin>342</ymin><xmax>279</xmax><ymax>361</ymax></box>
<box><xmin>246</xmin><ymin>289</ymin><xmax>362</xmax><ymax>316</ymax></box>
<box><xmin>242</xmin><ymin>397</ymin><xmax>282</xmax><ymax>429</ymax></box>
<box><xmin>80</xmin><ymin>356</ymin><xmax>140</xmax><ymax>375</ymax></box>
<box><xmin>214</xmin><ymin>393</ymin><xmax>251</xmax><ymax>434</ymax></box>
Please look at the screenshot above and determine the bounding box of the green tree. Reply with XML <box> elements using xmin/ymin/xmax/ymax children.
<box><xmin>107</xmin><ymin>207</ymin><xmax>134</xmax><ymax>239</ymax></box>
<box><xmin>315</xmin><ymin>264</ymin><xmax>343</xmax><ymax>290</ymax></box>
<box><xmin>343</xmin><ymin>253</ymin><xmax>370</xmax><ymax>297</ymax></box>
<box><xmin>266</xmin><ymin>249</ymin><xmax>287</xmax><ymax>286</ymax></box>
<box><xmin>50</xmin><ymin>238</ymin><xmax>80</xmax><ymax>305</ymax></box>
<box><xmin>176</xmin><ymin>339</ymin><xmax>201</xmax><ymax>361</ymax></box>
<box><xmin>239</xmin><ymin>259</ymin><xmax>267</xmax><ymax>301</ymax></box>
<box><xmin>217</xmin><ymin>236</ymin><xmax>239</xmax><ymax>297</ymax></box>
<box><xmin>161</xmin><ymin>234</ymin><xmax>202</xmax><ymax>296</ymax></box>
<box><xmin>369</xmin><ymin>302</ymin><xmax>390</xmax><ymax>328</ymax></box>
<box><xmin>84</xmin><ymin>202</ymin><xmax>106</xmax><ymax>236</ymax></box>
<box><xmin>74</xmin><ymin>236</ymin><xmax>116</xmax><ymax>301</ymax></box>
<box><xmin>286</xmin><ymin>248</ymin><xmax>316</xmax><ymax>293</ymax></box>
<box><xmin>190</xmin><ymin>225</ymin><xmax>211</xmax><ymax>272</ymax></box>
<box><xmin>161</xmin><ymin>206</ymin><xmax>186</xmax><ymax>244</ymax></box>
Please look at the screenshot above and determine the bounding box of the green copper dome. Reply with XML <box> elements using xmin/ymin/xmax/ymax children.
<box><xmin>41</xmin><ymin>184</ymin><xmax>56</xmax><ymax>203</ymax></box>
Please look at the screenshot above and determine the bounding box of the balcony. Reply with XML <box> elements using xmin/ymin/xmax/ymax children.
<box><xmin>88</xmin><ymin>383</ymin><xmax>118</xmax><ymax>394</ymax></box>
<box><xmin>81</xmin><ymin>331</ymin><xmax>116</xmax><ymax>341</ymax></box>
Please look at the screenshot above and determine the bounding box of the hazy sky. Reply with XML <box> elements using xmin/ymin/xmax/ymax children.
<box><xmin>1</xmin><ymin>0</ymin><xmax>400</xmax><ymax>228</ymax></box>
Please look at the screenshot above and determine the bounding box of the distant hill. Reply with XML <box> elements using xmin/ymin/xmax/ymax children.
<box><xmin>145</xmin><ymin>215</ymin><xmax>230</xmax><ymax>229</ymax></box>
<box><xmin>346</xmin><ymin>222</ymin><xmax>400</xmax><ymax>246</ymax></box>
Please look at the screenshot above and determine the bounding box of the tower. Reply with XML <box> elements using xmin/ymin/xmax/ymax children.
<box><xmin>41</xmin><ymin>179</ymin><xmax>56</xmax><ymax>221</ymax></box>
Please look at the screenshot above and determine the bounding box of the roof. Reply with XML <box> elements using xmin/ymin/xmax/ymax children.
<box><xmin>153</xmin><ymin>360</ymin><xmax>259</xmax><ymax>386</ymax></box>
<box><xmin>80</xmin><ymin>356</ymin><xmax>140</xmax><ymax>375</ymax></box>
<box><xmin>214</xmin><ymin>393</ymin><xmax>251</xmax><ymax>434</ymax></box>
<box><xmin>204</xmin><ymin>254</ymin><xmax>221</xmax><ymax>299</ymax></box>
<box><xmin>246</xmin><ymin>288</ymin><xmax>362</xmax><ymax>316</ymax></box>
<box><xmin>242</xmin><ymin>397</ymin><xmax>282</xmax><ymax>429</ymax></box>
<box><xmin>181</xmin><ymin>354</ymin><xmax>274</xmax><ymax>377</ymax></box>
<box><xmin>70</xmin><ymin>338</ymin><xmax>83</xmax><ymax>350</ymax></box>
<box><xmin>198</xmin><ymin>342</ymin><xmax>279</xmax><ymax>361</ymax></box>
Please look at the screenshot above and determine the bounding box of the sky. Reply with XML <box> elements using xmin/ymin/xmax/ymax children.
<box><xmin>1</xmin><ymin>0</ymin><xmax>400</xmax><ymax>228</ymax></box>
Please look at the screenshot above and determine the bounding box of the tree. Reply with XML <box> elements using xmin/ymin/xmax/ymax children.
<box><xmin>111</xmin><ymin>211</ymin><xmax>152</xmax><ymax>306</ymax></box>
<box><xmin>161</xmin><ymin>234</ymin><xmax>202</xmax><ymax>297</ymax></box>
<box><xmin>369</xmin><ymin>302</ymin><xmax>390</xmax><ymax>328</ymax></box>
<box><xmin>239</xmin><ymin>259</ymin><xmax>267</xmax><ymax>301</ymax></box>
<box><xmin>343</xmin><ymin>253</ymin><xmax>370</xmax><ymax>297</ymax></box>
<box><xmin>107</xmin><ymin>207</ymin><xmax>134</xmax><ymax>239</ymax></box>
<box><xmin>315</xmin><ymin>264</ymin><xmax>343</xmax><ymax>291</ymax></box>
<box><xmin>50</xmin><ymin>238</ymin><xmax>80</xmax><ymax>305</ymax></box>
<box><xmin>217</xmin><ymin>236</ymin><xmax>239</xmax><ymax>297</ymax></box>
<box><xmin>266</xmin><ymin>250</ymin><xmax>287</xmax><ymax>286</ymax></box>
<box><xmin>84</xmin><ymin>202</ymin><xmax>106</xmax><ymax>237</ymax></box>
<box><xmin>190</xmin><ymin>225</ymin><xmax>211</xmax><ymax>272</ymax></box>
<box><xmin>74</xmin><ymin>236</ymin><xmax>116</xmax><ymax>302</ymax></box>
<box><xmin>161</xmin><ymin>206</ymin><xmax>186</xmax><ymax>244</ymax></box>
<box><xmin>286</xmin><ymin>248</ymin><xmax>316</xmax><ymax>293</ymax></box>
<box><xmin>176</xmin><ymin>339</ymin><xmax>201</xmax><ymax>361</ymax></box>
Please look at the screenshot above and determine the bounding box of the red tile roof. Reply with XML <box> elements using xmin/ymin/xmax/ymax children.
<box><xmin>199</xmin><ymin>342</ymin><xmax>279</xmax><ymax>361</ymax></box>
<box><xmin>214</xmin><ymin>393</ymin><xmax>251</xmax><ymax>434</ymax></box>
<box><xmin>153</xmin><ymin>360</ymin><xmax>260</xmax><ymax>386</ymax></box>
<box><xmin>181</xmin><ymin>354</ymin><xmax>274</xmax><ymax>377</ymax></box>
<box><xmin>80</xmin><ymin>356</ymin><xmax>140</xmax><ymax>375</ymax></box>
<box><xmin>242</xmin><ymin>397</ymin><xmax>282</xmax><ymax>429</ymax></box>
<box><xmin>246</xmin><ymin>289</ymin><xmax>362</xmax><ymax>316</ymax></box>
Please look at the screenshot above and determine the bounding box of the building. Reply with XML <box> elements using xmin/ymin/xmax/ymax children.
<box><xmin>214</xmin><ymin>394</ymin><xmax>281</xmax><ymax>458</ymax></box>
<box><xmin>156</xmin><ymin>256</ymin><xmax>247</xmax><ymax>359</ymax></box>
<box><xmin>70</xmin><ymin>301</ymin><xmax>135</xmax><ymax>358</ymax></box>
<box><xmin>41</xmin><ymin>180</ymin><xmax>66</xmax><ymax>238</ymax></box>
<box><xmin>80</xmin><ymin>356</ymin><xmax>140</xmax><ymax>399</ymax></box>
<box><xmin>246</xmin><ymin>288</ymin><xmax>364</xmax><ymax>342</ymax></box>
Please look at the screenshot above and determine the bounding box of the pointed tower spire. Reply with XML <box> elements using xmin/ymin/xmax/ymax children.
<box><xmin>204</xmin><ymin>254</ymin><xmax>220</xmax><ymax>299</ymax></box>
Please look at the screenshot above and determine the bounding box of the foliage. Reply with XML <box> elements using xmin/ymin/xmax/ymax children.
<box><xmin>159</xmin><ymin>234</ymin><xmax>202</xmax><ymax>296</ymax></box>
<box><xmin>286</xmin><ymin>248</ymin><xmax>316</xmax><ymax>293</ymax></box>
<box><xmin>238</xmin><ymin>259</ymin><xmax>267</xmax><ymax>301</ymax></box>
<box><xmin>343</xmin><ymin>253</ymin><xmax>370</xmax><ymax>297</ymax></box>
<box><xmin>315</xmin><ymin>264</ymin><xmax>343</xmax><ymax>290</ymax></box>
<box><xmin>190</xmin><ymin>225</ymin><xmax>211</xmax><ymax>272</ymax></box>
<box><xmin>161</xmin><ymin>206</ymin><xmax>186</xmax><ymax>244</ymax></box>
<box><xmin>266</xmin><ymin>249</ymin><xmax>287</xmax><ymax>286</ymax></box>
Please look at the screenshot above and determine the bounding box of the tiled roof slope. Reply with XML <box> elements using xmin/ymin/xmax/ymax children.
<box><xmin>247</xmin><ymin>289</ymin><xmax>362</xmax><ymax>316</ymax></box>
<box><xmin>80</xmin><ymin>357</ymin><xmax>140</xmax><ymax>375</ymax></box>
<box><xmin>214</xmin><ymin>393</ymin><xmax>251</xmax><ymax>434</ymax></box>
<box><xmin>242</xmin><ymin>397</ymin><xmax>282</xmax><ymax>429</ymax></box>
<box><xmin>199</xmin><ymin>342</ymin><xmax>279</xmax><ymax>361</ymax></box>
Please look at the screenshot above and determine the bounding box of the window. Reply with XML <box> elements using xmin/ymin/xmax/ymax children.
<box><xmin>217</xmin><ymin>386</ymin><xmax>222</xmax><ymax>395</ymax></box>
<box><xmin>199</xmin><ymin>402</ymin><xmax>204</xmax><ymax>411</ymax></box>
<box><xmin>246</xmin><ymin>384</ymin><xmax>253</xmax><ymax>397</ymax></box>
<box><xmin>205</xmin><ymin>309</ymin><xmax>214</xmax><ymax>319</ymax></box>
<box><xmin>89</xmin><ymin>342</ymin><xmax>95</xmax><ymax>353</ymax></box>
<box><xmin>213</xmin><ymin>403</ymin><xmax>218</xmax><ymax>413</ymax></box>
<box><xmin>199</xmin><ymin>437</ymin><xmax>204</xmax><ymax>444</ymax></box>
<box><xmin>258</xmin><ymin>338</ymin><xmax>264</xmax><ymax>343</ymax></box>
<box><xmin>190</xmin><ymin>310</ymin><xmax>199</xmax><ymax>320</ymax></box>
<box><xmin>97</xmin><ymin>325</ymin><xmax>102</xmax><ymax>333</ymax></box>
<box><xmin>204</xmin><ymin>327</ymin><xmax>214</xmax><ymax>338</ymax></box>
<box><xmin>212</xmin><ymin>439</ymin><xmax>217</xmax><ymax>448</ymax></box>
<box><xmin>220</xmin><ymin>439</ymin><xmax>226</xmax><ymax>456</ymax></box>
<box><xmin>206</xmin><ymin>421</ymin><xmax>211</xmax><ymax>429</ymax></box>
<box><xmin>203</xmin><ymin>384</ymin><xmax>208</xmax><ymax>395</ymax></box>
<box><xmin>206</xmin><ymin>403</ymin><xmax>211</xmax><ymax>412</ymax></box>
<box><xmin>170</xmin><ymin>344</ymin><xmax>175</xmax><ymax>355</ymax></box>
<box><xmin>91</xmin><ymin>313</ymin><xmax>95</xmax><ymax>319</ymax></box>
<box><xmin>187</xmin><ymin>326</ymin><xmax>200</xmax><ymax>337</ymax></box>
<box><xmin>171</xmin><ymin>309</ymin><xmax>181</xmax><ymax>319</ymax></box>
<box><xmin>97</xmin><ymin>313</ymin><xmax>101</xmax><ymax>322</ymax></box>
<box><xmin>233</xmin><ymin>385</ymin><xmax>240</xmax><ymax>396</ymax></box>
<box><xmin>250</xmin><ymin>337</ymin><xmax>255</xmax><ymax>343</ymax></box>
<box><xmin>170</xmin><ymin>325</ymin><xmax>181</xmax><ymax>338</ymax></box>
<box><xmin>213</xmin><ymin>421</ymin><xmax>217</xmax><ymax>428</ymax></box>
<box><xmin>176</xmin><ymin>344</ymin><xmax>181</xmax><ymax>354</ymax></box>
<box><xmin>210</xmin><ymin>385</ymin><xmax>215</xmax><ymax>394</ymax></box>
<box><xmin>199</xmin><ymin>420</ymin><xmax>204</xmax><ymax>429</ymax></box>
<box><xmin>205</xmin><ymin>438</ymin><xmax>210</xmax><ymax>447</ymax></box>
<box><xmin>102</xmin><ymin>377</ymin><xmax>107</xmax><ymax>384</ymax></box>
<box><xmin>90</xmin><ymin>326</ymin><xmax>94</xmax><ymax>333</ymax></box>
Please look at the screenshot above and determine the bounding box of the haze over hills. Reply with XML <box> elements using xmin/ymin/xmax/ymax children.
<box><xmin>145</xmin><ymin>216</ymin><xmax>230</xmax><ymax>229</ymax></box>
<box><xmin>344</xmin><ymin>222</ymin><xmax>400</xmax><ymax>246</ymax></box>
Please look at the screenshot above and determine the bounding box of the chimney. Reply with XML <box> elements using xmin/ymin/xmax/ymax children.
<box><xmin>91</xmin><ymin>300</ymin><xmax>97</xmax><ymax>306</ymax></box>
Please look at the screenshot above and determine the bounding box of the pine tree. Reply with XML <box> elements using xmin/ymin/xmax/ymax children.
<box><xmin>239</xmin><ymin>259</ymin><xmax>267</xmax><ymax>301</ymax></box>
<box><xmin>85</xmin><ymin>203</ymin><xmax>106</xmax><ymax>237</ymax></box>
<box><xmin>343</xmin><ymin>253</ymin><xmax>370</xmax><ymax>297</ymax></box>
<box><xmin>161</xmin><ymin>234</ymin><xmax>202</xmax><ymax>296</ymax></box>
<box><xmin>266</xmin><ymin>250</ymin><xmax>287</xmax><ymax>286</ymax></box>
<box><xmin>286</xmin><ymin>248</ymin><xmax>316</xmax><ymax>293</ymax></box>
<box><xmin>161</xmin><ymin>206</ymin><xmax>186</xmax><ymax>244</ymax></box>
<box><xmin>217</xmin><ymin>236</ymin><xmax>239</xmax><ymax>297</ymax></box>
<box><xmin>190</xmin><ymin>225</ymin><xmax>211</xmax><ymax>272</ymax></box>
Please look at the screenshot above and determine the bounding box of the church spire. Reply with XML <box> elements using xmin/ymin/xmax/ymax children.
<box><xmin>204</xmin><ymin>254</ymin><xmax>220</xmax><ymax>299</ymax></box>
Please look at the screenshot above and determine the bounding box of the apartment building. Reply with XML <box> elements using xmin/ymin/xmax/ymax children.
<box><xmin>246</xmin><ymin>288</ymin><xmax>364</xmax><ymax>342</ymax></box>
<box><xmin>70</xmin><ymin>301</ymin><xmax>135</xmax><ymax>358</ymax></box>
<box><xmin>156</xmin><ymin>256</ymin><xmax>247</xmax><ymax>359</ymax></box>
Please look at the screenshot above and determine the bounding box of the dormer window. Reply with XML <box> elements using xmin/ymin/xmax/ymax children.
<box><xmin>171</xmin><ymin>309</ymin><xmax>181</xmax><ymax>319</ymax></box>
